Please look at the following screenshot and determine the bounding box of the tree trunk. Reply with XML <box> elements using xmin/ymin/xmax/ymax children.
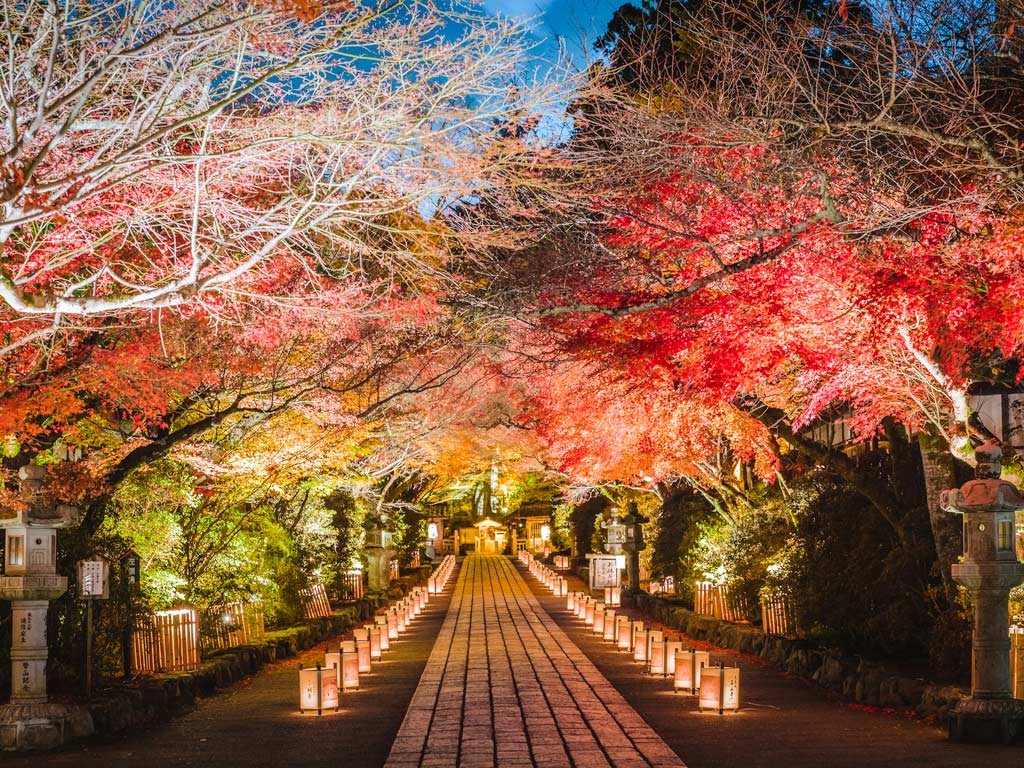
<box><xmin>918</xmin><ymin>432</ymin><xmax>963</xmax><ymax>588</ymax></box>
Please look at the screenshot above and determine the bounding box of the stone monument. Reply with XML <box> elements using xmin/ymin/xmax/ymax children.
<box><xmin>588</xmin><ymin>509</ymin><xmax>625</xmax><ymax>591</ymax></box>
<box><xmin>942</xmin><ymin>440</ymin><xmax>1024</xmax><ymax>743</ymax></box>
<box><xmin>363</xmin><ymin>520</ymin><xmax>396</xmax><ymax>595</ymax></box>
<box><xmin>0</xmin><ymin>465</ymin><xmax>88</xmax><ymax>751</ymax></box>
<box><xmin>621</xmin><ymin>502</ymin><xmax>648</xmax><ymax>596</ymax></box>
<box><xmin>601</xmin><ymin>508</ymin><xmax>626</xmax><ymax>555</ymax></box>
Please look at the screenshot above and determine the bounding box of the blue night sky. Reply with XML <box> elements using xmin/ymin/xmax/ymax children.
<box><xmin>482</xmin><ymin>0</ymin><xmax>624</xmax><ymax>70</ymax></box>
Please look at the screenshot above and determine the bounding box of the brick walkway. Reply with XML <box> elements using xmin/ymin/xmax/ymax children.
<box><xmin>384</xmin><ymin>554</ymin><xmax>685</xmax><ymax>768</ymax></box>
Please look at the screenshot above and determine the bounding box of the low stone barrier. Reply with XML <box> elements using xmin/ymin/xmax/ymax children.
<box><xmin>633</xmin><ymin>594</ymin><xmax>968</xmax><ymax>723</ymax></box>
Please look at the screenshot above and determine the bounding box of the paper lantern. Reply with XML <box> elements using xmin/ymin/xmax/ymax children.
<box><xmin>393</xmin><ymin>607</ymin><xmax>406</xmax><ymax>633</ymax></box>
<box><xmin>593</xmin><ymin>609</ymin><xmax>606</xmax><ymax>635</ymax></box>
<box><xmin>299</xmin><ymin>665</ymin><xmax>339</xmax><ymax>714</ymax></box>
<box><xmin>341</xmin><ymin>651</ymin><xmax>360</xmax><ymax>690</ymax></box>
<box><xmin>674</xmin><ymin>649</ymin><xmax>711</xmax><ymax>693</ymax></box>
<box><xmin>616</xmin><ymin>616</ymin><xmax>632</xmax><ymax>650</ymax></box>
<box><xmin>648</xmin><ymin>638</ymin><xmax>666</xmax><ymax>675</ymax></box>
<box><xmin>375</xmin><ymin>616</ymin><xmax>391</xmax><ymax>650</ymax></box>
<box><xmin>365</xmin><ymin>624</ymin><xmax>382</xmax><ymax>659</ymax></box>
<box><xmin>630</xmin><ymin>621</ymin><xmax>645</xmax><ymax>652</ymax></box>
<box><xmin>663</xmin><ymin>640</ymin><xmax>682</xmax><ymax>677</ymax></box>
<box><xmin>576</xmin><ymin>597</ymin><xmax>588</xmax><ymax>620</ymax></box>
<box><xmin>356</xmin><ymin>639</ymin><xmax>371</xmax><ymax>673</ymax></box>
<box><xmin>428</xmin><ymin>576</ymin><xmax>437</xmax><ymax>594</ymax></box>
<box><xmin>603</xmin><ymin>609</ymin><xmax>617</xmax><ymax>641</ymax></box>
<box><xmin>699</xmin><ymin>664</ymin><xmax>740</xmax><ymax>713</ymax></box>
<box><xmin>386</xmin><ymin>611</ymin><xmax>399</xmax><ymax>639</ymax></box>
<box><xmin>633</xmin><ymin>630</ymin><xmax>649</xmax><ymax>662</ymax></box>
<box><xmin>567</xmin><ymin>592</ymin><xmax>577</xmax><ymax>612</ymax></box>
<box><xmin>646</xmin><ymin>630</ymin><xmax>663</xmax><ymax>663</ymax></box>
<box><xmin>354</xmin><ymin>627</ymin><xmax>369</xmax><ymax>643</ymax></box>
<box><xmin>604</xmin><ymin>586</ymin><xmax>621</xmax><ymax>606</ymax></box>
<box><xmin>585</xmin><ymin>601</ymin><xmax>596</xmax><ymax>625</ymax></box>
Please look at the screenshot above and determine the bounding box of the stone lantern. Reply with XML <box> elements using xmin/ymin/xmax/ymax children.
<box><xmin>621</xmin><ymin>503</ymin><xmax>648</xmax><ymax>596</ymax></box>
<box><xmin>601</xmin><ymin>508</ymin><xmax>626</xmax><ymax>555</ymax></box>
<box><xmin>941</xmin><ymin>440</ymin><xmax>1024</xmax><ymax>742</ymax></box>
<box><xmin>362</xmin><ymin>519</ymin><xmax>396</xmax><ymax>595</ymax></box>
<box><xmin>0</xmin><ymin>464</ymin><xmax>84</xmax><ymax>751</ymax></box>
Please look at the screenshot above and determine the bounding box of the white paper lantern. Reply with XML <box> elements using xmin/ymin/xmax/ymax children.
<box><xmin>299</xmin><ymin>665</ymin><xmax>339</xmax><ymax>714</ymax></box>
<box><xmin>593</xmin><ymin>609</ymin><xmax>606</xmax><ymax>635</ymax></box>
<box><xmin>699</xmin><ymin>664</ymin><xmax>741</xmax><ymax>713</ymax></box>
<box><xmin>674</xmin><ymin>649</ymin><xmax>710</xmax><ymax>693</ymax></box>
<box><xmin>634</xmin><ymin>630</ymin><xmax>649</xmax><ymax>662</ymax></box>
<box><xmin>616</xmin><ymin>616</ymin><xmax>632</xmax><ymax>650</ymax></box>
<box><xmin>605</xmin><ymin>586</ymin><xmax>621</xmax><ymax>606</ymax></box>
<box><xmin>365</xmin><ymin>624</ymin><xmax>382</xmax><ymax>659</ymax></box>
<box><xmin>603</xmin><ymin>609</ymin><xmax>617</xmax><ymax>641</ymax></box>
<box><xmin>356</xmin><ymin>639</ymin><xmax>372</xmax><ymax>673</ymax></box>
<box><xmin>663</xmin><ymin>640</ymin><xmax>683</xmax><ymax>677</ymax></box>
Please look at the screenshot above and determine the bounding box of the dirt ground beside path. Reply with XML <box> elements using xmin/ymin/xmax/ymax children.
<box><xmin>527</xmin><ymin>568</ymin><xmax>1023</xmax><ymax>768</ymax></box>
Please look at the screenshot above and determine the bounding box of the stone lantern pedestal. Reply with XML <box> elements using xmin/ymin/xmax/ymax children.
<box><xmin>0</xmin><ymin>466</ymin><xmax>90</xmax><ymax>752</ymax></box>
<box><xmin>942</xmin><ymin>441</ymin><xmax>1024</xmax><ymax>743</ymax></box>
<box><xmin>363</xmin><ymin>524</ymin><xmax>396</xmax><ymax>595</ymax></box>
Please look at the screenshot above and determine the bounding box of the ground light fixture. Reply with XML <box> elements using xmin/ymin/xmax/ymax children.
<box><xmin>699</xmin><ymin>663</ymin><xmax>741</xmax><ymax>713</ymax></box>
<box><xmin>604</xmin><ymin>586</ymin><xmax>621</xmax><ymax>606</ymax></box>
<box><xmin>674</xmin><ymin>649</ymin><xmax>711</xmax><ymax>693</ymax></box>
<box><xmin>603</xmin><ymin>609</ymin><xmax>617</xmax><ymax>641</ymax></box>
<box><xmin>299</xmin><ymin>663</ymin><xmax>339</xmax><ymax>715</ymax></box>
<box><xmin>662</xmin><ymin>639</ymin><xmax>683</xmax><ymax>677</ymax></box>
<box><xmin>616</xmin><ymin>616</ymin><xmax>632</xmax><ymax>650</ymax></box>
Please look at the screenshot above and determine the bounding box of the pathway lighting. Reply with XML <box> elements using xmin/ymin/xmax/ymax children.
<box><xmin>364</xmin><ymin>624</ymin><xmax>382</xmax><ymax>659</ymax></box>
<box><xmin>634</xmin><ymin>630</ymin><xmax>649</xmax><ymax>662</ymax></box>
<box><xmin>674</xmin><ymin>649</ymin><xmax>710</xmax><ymax>693</ymax></box>
<box><xmin>603</xmin><ymin>609</ymin><xmax>617</xmax><ymax>641</ymax></box>
<box><xmin>604</xmin><ymin>586</ymin><xmax>621</xmax><ymax>607</ymax></box>
<box><xmin>299</xmin><ymin>663</ymin><xmax>339</xmax><ymax>715</ymax></box>
<box><xmin>593</xmin><ymin>609</ymin><xmax>606</xmax><ymax>636</ymax></box>
<box><xmin>699</xmin><ymin>663</ymin><xmax>740</xmax><ymax>713</ymax></box>
<box><xmin>663</xmin><ymin>640</ymin><xmax>683</xmax><ymax>677</ymax></box>
<box><xmin>616</xmin><ymin>616</ymin><xmax>632</xmax><ymax>650</ymax></box>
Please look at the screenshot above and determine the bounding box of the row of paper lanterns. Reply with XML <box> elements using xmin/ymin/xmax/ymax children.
<box><xmin>299</xmin><ymin>555</ymin><xmax>456</xmax><ymax>715</ymax></box>
<box><xmin>522</xmin><ymin>553</ymin><xmax>740</xmax><ymax>714</ymax></box>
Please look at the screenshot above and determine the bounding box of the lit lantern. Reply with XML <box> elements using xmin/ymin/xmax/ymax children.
<box><xmin>593</xmin><ymin>609</ymin><xmax>606</xmax><ymax>635</ymax></box>
<box><xmin>567</xmin><ymin>592</ymin><xmax>577</xmax><ymax>612</ymax></box>
<box><xmin>604</xmin><ymin>586</ymin><xmax>621</xmax><ymax>607</ymax></box>
<box><xmin>616</xmin><ymin>616</ymin><xmax>632</xmax><ymax>650</ymax></box>
<box><xmin>375</xmin><ymin>616</ymin><xmax>392</xmax><ymax>650</ymax></box>
<box><xmin>663</xmin><ymin>639</ymin><xmax>682</xmax><ymax>677</ymax></box>
<box><xmin>404</xmin><ymin>598</ymin><xmax>414</xmax><ymax>624</ymax></box>
<box><xmin>634</xmin><ymin>629</ymin><xmax>649</xmax><ymax>662</ymax></box>
<box><xmin>393</xmin><ymin>606</ymin><xmax>406</xmax><ymax>633</ymax></box>
<box><xmin>340</xmin><ymin>650</ymin><xmax>360</xmax><ymax>691</ymax></box>
<box><xmin>557</xmin><ymin>578</ymin><xmax>568</xmax><ymax>597</ymax></box>
<box><xmin>299</xmin><ymin>664</ymin><xmax>339</xmax><ymax>715</ymax></box>
<box><xmin>585</xmin><ymin>601</ymin><xmax>596</xmax><ymax>625</ymax></box>
<box><xmin>674</xmin><ymin>649</ymin><xmax>711</xmax><ymax>693</ymax></box>
<box><xmin>575</xmin><ymin>596</ymin><xmax>586</xmax><ymax>619</ymax></box>
<box><xmin>649</xmin><ymin>638</ymin><xmax>666</xmax><ymax>675</ymax></box>
<box><xmin>603</xmin><ymin>609</ymin><xmax>617</xmax><ymax>641</ymax></box>
<box><xmin>428</xmin><ymin>576</ymin><xmax>437</xmax><ymax>594</ymax></box>
<box><xmin>354</xmin><ymin>627</ymin><xmax>369</xmax><ymax>643</ymax></box>
<box><xmin>631</xmin><ymin>621</ymin><xmax>645</xmax><ymax>652</ymax></box>
<box><xmin>699</xmin><ymin>663</ymin><xmax>740</xmax><ymax>713</ymax></box>
<box><xmin>365</xmin><ymin>624</ymin><xmax>382</xmax><ymax>659</ymax></box>
<box><xmin>355</xmin><ymin>638</ymin><xmax>372</xmax><ymax>673</ymax></box>
<box><xmin>646</xmin><ymin>630</ymin><xmax>663</xmax><ymax>662</ymax></box>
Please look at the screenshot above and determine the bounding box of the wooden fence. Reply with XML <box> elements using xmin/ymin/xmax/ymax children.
<box><xmin>761</xmin><ymin>592</ymin><xmax>797</xmax><ymax>636</ymax></box>
<box><xmin>340</xmin><ymin>570</ymin><xmax>364</xmax><ymax>602</ymax></box>
<box><xmin>694</xmin><ymin>580</ymin><xmax>753</xmax><ymax>622</ymax></box>
<box><xmin>299</xmin><ymin>583</ymin><xmax>332</xmax><ymax>620</ymax></box>
<box><xmin>132</xmin><ymin>608</ymin><xmax>201</xmax><ymax>674</ymax></box>
<box><xmin>202</xmin><ymin>601</ymin><xmax>265</xmax><ymax>652</ymax></box>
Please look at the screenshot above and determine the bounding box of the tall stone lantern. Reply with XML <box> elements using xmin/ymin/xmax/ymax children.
<box><xmin>621</xmin><ymin>502</ymin><xmax>648</xmax><ymax>596</ymax></box>
<box><xmin>941</xmin><ymin>440</ymin><xmax>1024</xmax><ymax>743</ymax></box>
<box><xmin>0</xmin><ymin>464</ymin><xmax>82</xmax><ymax>751</ymax></box>
<box><xmin>363</xmin><ymin>519</ymin><xmax>396</xmax><ymax>595</ymax></box>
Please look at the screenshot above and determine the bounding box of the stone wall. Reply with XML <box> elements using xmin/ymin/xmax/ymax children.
<box><xmin>634</xmin><ymin>594</ymin><xmax>968</xmax><ymax>723</ymax></box>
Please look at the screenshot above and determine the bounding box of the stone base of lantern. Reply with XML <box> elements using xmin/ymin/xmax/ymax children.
<box><xmin>948</xmin><ymin>697</ymin><xmax>1024</xmax><ymax>744</ymax></box>
<box><xmin>0</xmin><ymin>702</ymin><xmax>93</xmax><ymax>752</ymax></box>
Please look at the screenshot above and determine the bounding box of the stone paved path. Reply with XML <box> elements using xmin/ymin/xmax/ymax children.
<box><xmin>384</xmin><ymin>554</ymin><xmax>685</xmax><ymax>768</ymax></box>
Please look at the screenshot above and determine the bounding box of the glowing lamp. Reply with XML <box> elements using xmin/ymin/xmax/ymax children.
<box><xmin>648</xmin><ymin>638</ymin><xmax>666</xmax><ymax>675</ymax></box>
<box><xmin>428</xmin><ymin>576</ymin><xmax>437</xmax><ymax>594</ymax></box>
<box><xmin>540</xmin><ymin>524</ymin><xmax>551</xmax><ymax>541</ymax></box>
<box><xmin>375</xmin><ymin>616</ymin><xmax>392</xmax><ymax>648</ymax></box>
<box><xmin>427</xmin><ymin>522</ymin><xmax>439</xmax><ymax>540</ymax></box>
<box><xmin>616</xmin><ymin>616</ymin><xmax>632</xmax><ymax>650</ymax></box>
<box><xmin>644</xmin><ymin>630</ymin><xmax>664</xmax><ymax>671</ymax></box>
<box><xmin>674</xmin><ymin>649</ymin><xmax>711</xmax><ymax>693</ymax></box>
<box><xmin>604</xmin><ymin>586</ymin><xmax>621</xmax><ymax>607</ymax></box>
<box><xmin>603</xmin><ymin>609</ymin><xmax>617</xmax><ymax>641</ymax></box>
<box><xmin>576</xmin><ymin>597</ymin><xmax>588</xmax><ymax>620</ymax></box>
<box><xmin>392</xmin><ymin>606</ymin><xmax>406</xmax><ymax>633</ymax></box>
<box><xmin>355</xmin><ymin>639</ymin><xmax>372</xmax><ymax>673</ymax></box>
<box><xmin>557</xmin><ymin>578</ymin><xmax>568</xmax><ymax>597</ymax></box>
<box><xmin>365</xmin><ymin>624</ymin><xmax>382</xmax><ymax>659</ymax></box>
<box><xmin>567</xmin><ymin>592</ymin><xmax>577</xmax><ymax>612</ymax></box>
<box><xmin>354</xmin><ymin>627</ymin><xmax>369</xmax><ymax>643</ymax></box>
<box><xmin>299</xmin><ymin>664</ymin><xmax>339</xmax><ymax>715</ymax></box>
<box><xmin>699</xmin><ymin>663</ymin><xmax>740</xmax><ymax>713</ymax></box>
<box><xmin>663</xmin><ymin>639</ymin><xmax>682</xmax><ymax>677</ymax></box>
<box><xmin>585</xmin><ymin>601</ymin><xmax>596</xmax><ymax>625</ymax></box>
<box><xmin>634</xmin><ymin>630</ymin><xmax>649</xmax><ymax>662</ymax></box>
<box><xmin>630</xmin><ymin>621</ymin><xmax>645</xmax><ymax>652</ymax></box>
<box><xmin>615</xmin><ymin>554</ymin><xmax>626</xmax><ymax>571</ymax></box>
<box><xmin>593</xmin><ymin>609</ymin><xmax>606</xmax><ymax>635</ymax></box>
<box><xmin>404</xmin><ymin>598</ymin><xmax>414</xmax><ymax>624</ymax></box>
<box><xmin>340</xmin><ymin>650</ymin><xmax>360</xmax><ymax>691</ymax></box>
